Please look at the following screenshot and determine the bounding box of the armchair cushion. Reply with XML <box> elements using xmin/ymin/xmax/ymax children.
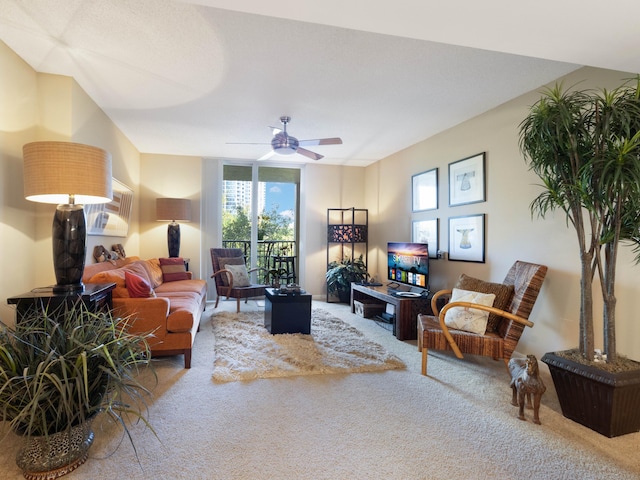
<box><xmin>218</xmin><ymin>257</ymin><xmax>246</xmax><ymax>286</ymax></box>
<box><xmin>226</xmin><ymin>263</ymin><xmax>250</xmax><ymax>287</ymax></box>
<box><xmin>444</xmin><ymin>288</ymin><xmax>496</xmax><ymax>335</ymax></box>
<box><xmin>455</xmin><ymin>274</ymin><xmax>515</xmax><ymax>332</ymax></box>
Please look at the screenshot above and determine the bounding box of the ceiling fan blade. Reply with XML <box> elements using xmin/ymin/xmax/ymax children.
<box><xmin>298</xmin><ymin>137</ymin><xmax>343</xmax><ymax>146</ymax></box>
<box><xmin>296</xmin><ymin>147</ymin><xmax>323</xmax><ymax>161</ymax></box>
<box><xmin>269</xmin><ymin>126</ymin><xmax>282</xmax><ymax>135</ymax></box>
<box><xmin>258</xmin><ymin>151</ymin><xmax>276</xmax><ymax>161</ymax></box>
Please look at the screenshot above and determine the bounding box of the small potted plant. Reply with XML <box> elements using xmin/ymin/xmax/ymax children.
<box><xmin>0</xmin><ymin>301</ymin><xmax>156</xmax><ymax>478</ymax></box>
<box><xmin>326</xmin><ymin>255</ymin><xmax>369</xmax><ymax>303</ymax></box>
<box><xmin>267</xmin><ymin>267</ymin><xmax>289</xmax><ymax>290</ymax></box>
<box><xmin>519</xmin><ymin>77</ymin><xmax>640</xmax><ymax>436</ymax></box>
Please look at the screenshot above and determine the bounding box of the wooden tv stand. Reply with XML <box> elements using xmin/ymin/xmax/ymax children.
<box><xmin>350</xmin><ymin>283</ymin><xmax>433</xmax><ymax>341</ymax></box>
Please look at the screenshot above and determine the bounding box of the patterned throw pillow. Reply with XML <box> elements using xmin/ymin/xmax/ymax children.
<box><xmin>444</xmin><ymin>288</ymin><xmax>496</xmax><ymax>335</ymax></box>
<box><xmin>454</xmin><ymin>274</ymin><xmax>515</xmax><ymax>332</ymax></box>
<box><xmin>218</xmin><ymin>257</ymin><xmax>246</xmax><ymax>286</ymax></box>
<box><xmin>125</xmin><ymin>271</ymin><xmax>155</xmax><ymax>298</ymax></box>
<box><xmin>225</xmin><ymin>264</ymin><xmax>250</xmax><ymax>287</ymax></box>
<box><xmin>159</xmin><ymin>257</ymin><xmax>189</xmax><ymax>282</ymax></box>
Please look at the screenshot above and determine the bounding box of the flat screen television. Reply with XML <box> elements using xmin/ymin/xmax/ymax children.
<box><xmin>387</xmin><ymin>242</ymin><xmax>429</xmax><ymax>289</ymax></box>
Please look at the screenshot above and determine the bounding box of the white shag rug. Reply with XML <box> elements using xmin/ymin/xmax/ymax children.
<box><xmin>211</xmin><ymin>308</ymin><xmax>406</xmax><ymax>382</ymax></box>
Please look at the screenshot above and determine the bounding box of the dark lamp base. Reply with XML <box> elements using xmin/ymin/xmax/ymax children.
<box><xmin>168</xmin><ymin>223</ymin><xmax>181</xmax><ymax>258</ymax></box>
<box><xmin>52</xmin><ymin>204</ymin><xmax>87</xmax><ymax>291</ymax></box>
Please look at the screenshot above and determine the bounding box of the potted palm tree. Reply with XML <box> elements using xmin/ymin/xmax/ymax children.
<box><xmin>0</xmin><ymin>301</ymin><xmax>155</xmax><ymax>478</ymax></box>
<box><xmin>519</xmin><ymin>77</ymin><xmax>640</xmax><ymax>437</ymax></box>
<box><xmin>326</xmin><ymin>255</ymin><xmax>369</xmax><ymax>303</ymax></box>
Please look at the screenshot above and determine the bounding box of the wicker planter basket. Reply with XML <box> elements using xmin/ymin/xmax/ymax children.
<box><xmin>542</xmin><ymin>351</ymin><xmax>640</xmax><ymax>437</ymax></box>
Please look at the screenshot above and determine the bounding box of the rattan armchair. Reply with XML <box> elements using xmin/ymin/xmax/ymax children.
<box><xmin>210</xmin><ymin>248</ymin><xmax>269</xmax><ymax>313</ymax></box>
<box><xmin>418</xmin><ymin>260</ymin><xmax>547</xmax><ymax>375</ymax></box>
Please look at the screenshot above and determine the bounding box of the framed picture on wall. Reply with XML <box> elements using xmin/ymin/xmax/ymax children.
<box><xmin>86</xmin><ymin>179</ymin><xmax>133</xmax><ymax>237</ymax></box>
<box><xmin>412</xmin><ymin>219</ymin><xmax>439</xmax><ymax>258</ymax></box>
<box><xmin>448</xmin><ymin>152</ymin><xmax>485</xmax><ymax>206</ymax></box>
<box><xmin>412</xmin><ymin>168</ymin><xmax>438</xmax><ymax>212</ymax></box>
<box><xmin>448</xmin><ymin>214</ymin><xmax>485</xmax><ymax>263</ymax></box>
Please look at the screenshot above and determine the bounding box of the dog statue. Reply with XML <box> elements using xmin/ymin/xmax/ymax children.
<box><xmin>508</xmin><ymin>355</ymin><xmax>546</xmax><ymax>425</ymax></box>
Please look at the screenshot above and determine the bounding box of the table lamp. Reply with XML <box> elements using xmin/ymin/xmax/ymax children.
<box><xmin>23</xmin><ymin>141</ymin><xmax>112</xmax><ymax>293</ymax></box>
<box><xmin>156</xmin><ymin>198</ymin><xmax>191</xmax><ymax>257</ymax></box>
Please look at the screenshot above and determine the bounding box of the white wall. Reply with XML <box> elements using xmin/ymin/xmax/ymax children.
<box><xmin>0</xmin><ymin>42</ymin><xmax>38</xmax><ymax>323</ymax></box>
<box><xmin>0</xmin><ymin>40</ymin><xmax>140</xmax><ymax>319</ymax></box>
<box><xmin>139</xmin><ymin>153</ymin><xmax>202</xmax><ymax>278</ymax></box>
<box><xmin>366</xmin><ymin>66</ymin><xmax>640</xmax><ymax>362</ymax></box>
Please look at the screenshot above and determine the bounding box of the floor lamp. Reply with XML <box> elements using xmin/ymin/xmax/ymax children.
<box><xmin>23</xmin><ymin>141</ymin><xmax>112</xmax><ymax>293</ymax></box>
<box><xmin>156</xmin><ymin>198</ymin><xmax>191</xmax><ymax>257</ymax></box>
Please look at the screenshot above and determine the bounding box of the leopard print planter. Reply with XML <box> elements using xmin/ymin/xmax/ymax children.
<box><xmin>16</xmin><ymin>422</ymin><xmax>94</xmax><ymax>480</ymax></box>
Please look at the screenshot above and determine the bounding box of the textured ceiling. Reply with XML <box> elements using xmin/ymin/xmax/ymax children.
<box><xmin>2</xmin><ymin>1</ymin><xmax>638</xmax><ymax>166</ymax></box>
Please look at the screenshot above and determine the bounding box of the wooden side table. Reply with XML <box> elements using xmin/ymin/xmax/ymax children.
<box><xmin>7</xmin><ymin>283</ymin><xmax>116</xmax><ymax>322</ymax></box>
<box><xmin>350</xmin><ymin>283</ymin><xmax>433</xmax><ymax>340</ymax></box>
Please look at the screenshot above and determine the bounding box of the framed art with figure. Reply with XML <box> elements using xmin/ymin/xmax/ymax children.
<box><xmin>448</xmin><ymin>153</ymin><xmax>485</xmax><ymax>206</ymax></box>
<box><xmin>448</xmin><ymin>214</ymin><xmax>485</xmax><ymax>263</ymax></box>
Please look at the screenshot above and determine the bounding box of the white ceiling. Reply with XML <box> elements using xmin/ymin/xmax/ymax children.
<box><xmin>1</xmin><ymin>0</ymin><xmax>638</xmax><ymax>166</ymax></box>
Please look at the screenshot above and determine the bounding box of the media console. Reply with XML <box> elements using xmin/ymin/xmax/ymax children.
<box><xmin>350</xmin><ymin>283</ymin><xmax>433</xmax><ymax>341</ymax></box>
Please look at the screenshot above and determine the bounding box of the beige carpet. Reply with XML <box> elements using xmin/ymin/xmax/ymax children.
<box><xmin>1</xmin><ymin>299</ymin><xmax>639</xmax><ymax>479</ymax></box>
<box><xmin>211</xmin><ymin>309</ymin><xmax>405</xmax><ymax>382</ymax></box>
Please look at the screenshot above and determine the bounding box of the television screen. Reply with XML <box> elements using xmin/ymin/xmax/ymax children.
<box><xmin>387</xmin><ymin>242</ymin><xmax>429</xmax><ymax>288</ymax></box>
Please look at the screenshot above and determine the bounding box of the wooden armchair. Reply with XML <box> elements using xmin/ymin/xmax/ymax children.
<box><xmin>210</xmin><ymin>248</ymin><xmax>270</xmax><ymax>313</ymax></box>
<box><xmin>418</xmin><ymin>260</ymin><xmax>547</xmax><ymax>375</ymax></box>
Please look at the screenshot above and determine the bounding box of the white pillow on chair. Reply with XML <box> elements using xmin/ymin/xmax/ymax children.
<box><xmin>226</xmin><ymin>264</ymin><xmax>251</xmax><ymax>287</ymax></box>
<box><xmin>444</xmin><ymin>288</ymin><xmax>496</xmax><ymax>335</ymax></box>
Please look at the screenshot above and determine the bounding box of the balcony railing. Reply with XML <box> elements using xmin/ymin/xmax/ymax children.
<box><xmin>222</xmin><ymin>240</ymin><xmax>297</xmax><ymax>283</ymax></box>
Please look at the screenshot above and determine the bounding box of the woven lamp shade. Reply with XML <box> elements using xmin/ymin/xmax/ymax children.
<box><xmin>23</xmin><ymin>141</ymin><xmax>112</xmax><ymax>204</ymax></box>
<box><xmin>156</xmin><ymin>198</ymin><xmax>192</xmax><ymax>222</ymax></box>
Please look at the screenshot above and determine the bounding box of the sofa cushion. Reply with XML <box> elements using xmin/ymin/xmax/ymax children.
<box><xmin>454</xmin><ymin>274</ymin><xmax>515</xmax><ymax>332</ymax></box>
<box><xmin>82</xmin><ymin>256</ymin><xmax>139</xmax><ymax>283</ymax></box>
<box><xmin>155</xmin><ymin>279</ymin><xmax>207</xmax><ymax>297</ymax></box>
<box><xmin>125</xmin><ymin>271</ymin><xmax>155</xmax><ymax>298</ymax></box>
<box><xmin>88</xmin><ymin>262</ymin><xmax>151</xmax><ymax>298</ymax></box>
<box><xmin>159</xmin><ymin>257</ymin><xmax>189</xmax><ymax>282</ymax></box>
<box><xmin>164</xmin><ymin>292</ymin><xmax>202</xmax><ymax>332</ymax></box>
<box><xmin>138</xmin><ymin>258</ymin><xmax>164</xmax><ymax>288</ymax></box>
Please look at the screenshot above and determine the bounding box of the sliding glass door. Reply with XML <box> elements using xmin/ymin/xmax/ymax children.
<box><xmin>222</xmin><ymin>164</ymin><xmax>300</xmax><ymax>282</ymax></box>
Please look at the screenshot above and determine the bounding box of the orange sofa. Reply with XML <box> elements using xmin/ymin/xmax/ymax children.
<box><xmin>83</xmin><ymin>256</ymin><xmax>206</xmax><ymax>368</ymax></box>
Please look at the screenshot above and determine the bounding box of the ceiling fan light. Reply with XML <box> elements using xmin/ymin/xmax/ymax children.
<box><xmin>271</xmin><ymin>134</ymin><xmax>298</xmax><ymax>154</ymax></box>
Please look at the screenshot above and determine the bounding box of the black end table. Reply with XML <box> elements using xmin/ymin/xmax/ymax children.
<box><xmin>7</xmin><ymin>283</ymin><xmax>116</xmax><ymax>322</ymax></box>
<box><xmin>264</xmin><ymin>287</ymin><xmax>312</xmax><ymax>334</ymax></box>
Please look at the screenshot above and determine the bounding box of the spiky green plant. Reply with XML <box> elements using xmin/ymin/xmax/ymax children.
<box><xmin>326</xmin><ymin>255</ymin><xmax>369</xmax><ymax>302</ymax></box>
<box><xmin>519</xmin><ymin>77</ymin><xmax>640</xmax><ymax>364</ymax></box>
<box><xmin>0</xmin><ymin>301</ymin><xmax>155</xmax><ymax>448</ymax></box>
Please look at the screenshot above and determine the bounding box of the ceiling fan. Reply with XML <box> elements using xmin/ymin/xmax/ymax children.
<box><xmin>230</xmin><ymin>116</ymin><xmax>342</xmax><ymax>161</ymax></box>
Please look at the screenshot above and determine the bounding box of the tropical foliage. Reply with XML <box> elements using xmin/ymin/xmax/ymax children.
<box><xmin>223</xmin><ymin>205</ymin><xmax>293</xmax><ymax>242</ymax></box>
<box><xmin>326</xmin><ymin>255</ymin><xmax>369</xmax><ymax>303</ymax></box>
<box><xmin>519</xmin><ymin>77</ymin><xmax>640</xmax><ymax>363</ymax></box>
<box><xmin>0</xmin><ymin>302</ymin><xmax>155</xmax><ymax>444</ymax></box>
